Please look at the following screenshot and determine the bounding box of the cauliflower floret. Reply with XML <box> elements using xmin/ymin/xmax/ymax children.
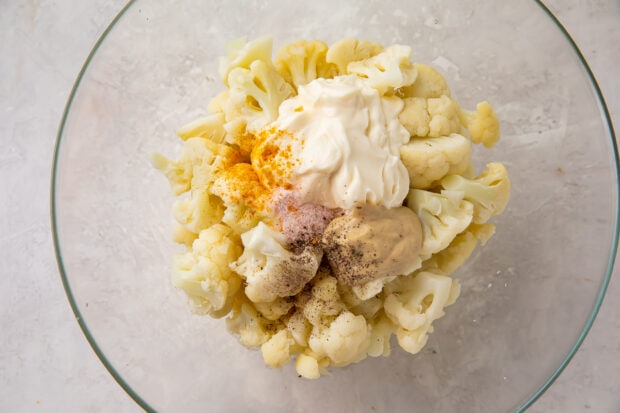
<box><xmin>230</xmin><ymin>222</ymin><xmax>322</xmax><ymax>303</ymax></box>
<box><xmin>224</xmin><ymin>60</ymin><xmax>294</xmax><ymax>133</ymax></box>
<box><xmin>152</xmin><ymin>137</ymin><xmax>239</xmax><ymax>196</ymax></box>
<box><xmin>218</xmin><ymin>36</ymin><xmax>273</xmax><ymax>86</ymax></box>
<box><xmin>406</xmin><ymin>189</ymin><xmax>474</xmax><ymax>260</ymax></box>
<box><xmin>460</xmin><ymin>101</ymin><xmax>500</xmax><ymax>148</ymax></box>
<box><xmin>384</xmin><ymin>271</ymin><xmax>459</xmax><ymax>354</ymax></box>
<box><xmin>261</xmin><ymin>329</ymin><xmax>297</xmax><ymax>368</ymax></box>
<box><xmin>226</xmin><ymin>297</ymin><xmax>279</xmax><ymax>347</ymax></box>
<box><xmin>441</xmin><ymin>162</ymin><xmax>510</xmax><ymax>224</ymax></box>
<box><xmin>398</xmin><ymin>97</ymin><xmax>430</xmax><ymax>137</ymax></box>
<box><xmin>172</xmin><ymin>191</ymin><xmax>224</xmax><ymax>234</ymax></box>
<box><xmin>308</xmin><ymin>311</ymin><xmax>371</xmax><ymax>366</ymax></box>
<box><xmin>274</xmin><ymin>40</ymin><xmax>337</xmax><ymax>91</ymax></box>
<box><xmin>398</xmin><ymin>63</ymin><xmax>451</xmax><ymax>98</ymax></box>
<box><xmin>338</xmin><ymin>283</ymin><xmax>383</xmax><ymax>320</ymax></box>
<box><xmin>172</xmin><ymin>224</ymin><xmax>243</xmax><ymax>318</ymax></box>
<box><xmin>367</xmin><ymin>314</ymin><xmax>394</xmax><ymax>358</ymax></box>
<box><xmin>423</xmin><ymin>223</ymin><xmax>496</xmax><ymax>275</ymax></box>
<box><xmin>254</xmin><ymin>297</ymin><xmax>295</xmax><ymax>321</ymax></box>
<box><xmin>172</xmin><ymin>223</ymin><xmax>199</xmax><ymax>248</ymax></box>
<box><xmin>297</xmin><ymin>269</ymin><xmax>345</xmax><ymax>327</ymax></box>
<box><xmin>295</xmin><ymin>351</ymin><xmax>330</xmax><ymax>379</ymax></box>
<box><xmin>399</xmin><ymin>133</ymin><xmax>471</xmax><ymax>189</ymax></box>
<box><xmin>347</xmin><ymin>45</ymin><xmax>417</xmax><ymax>95</ymax></box>
<box><xmin>285</xmin><ymin>310</ymin><xmax>312</xmax><ymax>347</ymax></box>
<box><xmin>427</xmin><ymin>95</ymin><xmax>462</xmax><ymax>137</ymax></box>
<box><xmin>176</xmin><ymin>113</ymin><xmax>226</xmax><ymax>143</ymax></box>
<box><xmin>326</xmin><ymin>38</ymin><xmax>384</xmax><ymax>75</ymax></box>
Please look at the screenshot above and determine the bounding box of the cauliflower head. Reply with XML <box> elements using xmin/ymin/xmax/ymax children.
<box><xmin>406</xmin><ymin>189</ymin><xmax>474</xmax><ymax>260</ymax></box>
<box><xmin>347</xmin><ymin>45</ymin><xmax>418</xmax><ymax>95</ymax></box>
<box><xmin>308</xmin><ymin>311</ymin><xmax>371</xmax><ymax>366</ymax></box>
<box><xmin>399</xmin><ymin>95</ymin><xmax>462</xmax><ymax>138</ymax></box>
<box><xmin>326</xmin><ymin>38</ymin><xmax>384</xmax><ymax>75</ymax></box>
<box><xmin>461</xmin><ymin>101</ymin><xmax>500</xmax><ymax>148</ymax></box>
<box><xmin>441</xmin><ymin>162</ymin><xmax>510</xmax><ymax>224</ymax></box>
<box><xmin>398</xmin><ymin>63</ymin><xmax>451</xmax><ymax>99</ymax></box>
<box><xmin>218</xmin><ymin>36</ymin><xmax>273</xmax><ymax>86</ymax></box>
<box><xmin>224</xmin><ymin>60</ymin><xmax>294</xmax><ymax>133</ymax></box>
<box><xmin>230</xmin><ymin>222</ymin><xmax>322</xmax><ymax>303</ymax></box>
<box><xmin>274</xmin><ymin>40</ymin><xmax>337</xmax><ymax>91</ymax></box>
<box><xmin>399</xmin><ymin>133</ymin><xmax>471</xmax><ymax>189</ymax></box>
<box><xmin>384</xmin><ymin>271</ymin><xmax>460</xmax><ymax>354</ymax></box>
<box><xmin>171</xmin><ymin>224</ymin><xmax>243</xmax><ymax>317</ymax></box>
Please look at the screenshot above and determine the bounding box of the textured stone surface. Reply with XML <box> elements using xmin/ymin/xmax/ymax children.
<box><xmin>0</xmin><ymin>0</ymin><xmax>617</xmax><ymax>411</ymax></box>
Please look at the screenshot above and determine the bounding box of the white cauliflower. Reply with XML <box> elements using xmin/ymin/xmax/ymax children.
<box><xmin>261</xmin><ymin>329</ymin><xmax>297</xmax><ymax>368</ymax></box>
<box><xmin>230</xmin><ymin>222</ymin><xmax>322</xmax><ymax>303</ymax></box>
<box><xmin>423</xmin><ymin>223</ymin><xmax>496</xmax><ymax>275</ymax></box>
<box><xmin>384</xmin><ymin>271</ymin><xmax>460</xmax><ymax>354</ymax></box>
<box><xmin>274</xmin><ymin>39</ymin><xmax>337</xmax><ymax>91</ymax></box>
<box><xmin>427</xmin><ymin>95</ymin><xmax>462</xmax><ymax>137</ymax></box>
<box><xmin>175</xmin><ymin>113</ymin><xmax>227</xmax><ymax>143</ymax></box>
<box><xmin>399</xmin><ymin>133</ymin><xmax>471</xmax><ymax>189</ymax></box>
<box><xmin>398</xmin><ymin>63</ymin><xmax>451</xmax><ymax>99</ymax></box>
<box><xmin>398</xmin><ymin>97</ymin><xmax>430</xmax><ymax>137</ymax></box>
<box><xmin>347</xmin><ymin>45</ymin><xmax>418</xmax><ymax>95</ymax></box>
<box><xmin>171</xmin><ymin>224</ymin><xmax>243</xmax><ymax>318</ymax></box>
<box><xmin>285</xmin><ymin>310</ymin><xmax>312</xmax><ymax>347</ymax></box>
<box><xmin>308</xmin><ymin>311</ymin><xmax>371</xmax><ymax>366</ymax></box>
<box><xmin>152</xmin><ymin>137</ymin><xmax>239</xmax><ymax>196</ymax></box>
<box><xmin>224</xmin><ymin>60</ymin><xmax>294</xmax><ymax>133</ymax></box>
<box><xmin>338</xmin><ymin>283</ymin><xmax>383</xmax><ymax>320</ymax></box>
<box><xmin>218</xmin><ymin>36</ymin><xmax>274</xmax><ymax>86</ymax></box>
<box><xmin>441</xmin><ymin>162</ymin><xmax>510</xmax><ymax>224</ymax></box>
<box><xmin>172</xmin><ymin>191</ymin><xmax>224</xmax><ymax>234</ymax></box>
<box><xmin>460</xmin><ymin>101</ymin><xmax>500</xmax><ymax>148</ymax></box>
<box><xmin>326</xmin><ymin>37</ymin><xmax>384</xmax><ymax>75</ymax></box>
<box><xmin>226</xmin><ymin>298</ymin><xmax>279</xmax><ymax>348</ymax></box>
<box><xmin>406</xmin><ymin>189</ymin><xmax>474</xmax><ymax>260</ymax></box>
<box><xmin>298</xmin><ymin>270</ymin><xmax>345</xmax><ymax>328</ymax></box>
<box><xmin>367</xmin><ymin>314</ymin><xmax>394</xmax><ymax>358</ymax></box>
<box><xmin>295</xmin><ymin>351</ymin><xmax>330</xmax><ymax>379</ymax></box>
<box><xmin>254</xmin><ymin>297</ymin><xmax>295</xmax><ymax>321</ymax></box>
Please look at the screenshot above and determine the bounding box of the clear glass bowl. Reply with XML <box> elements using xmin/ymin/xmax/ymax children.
<box><xmin>51</xmin><ymin>1</ymin><xmax>618</xmax><ymax>411</ymax></box>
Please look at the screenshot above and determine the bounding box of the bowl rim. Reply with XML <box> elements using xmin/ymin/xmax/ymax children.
<box><xmin>50</xmin><ymin>1</ymin><xmax>619</xmax><ymax>412</ymax></box>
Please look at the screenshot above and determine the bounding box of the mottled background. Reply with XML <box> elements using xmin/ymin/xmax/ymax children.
<box><xmin>0</xmin><ymin>0</ymin><xmax>618</xmax><ymax>411</ymax></box>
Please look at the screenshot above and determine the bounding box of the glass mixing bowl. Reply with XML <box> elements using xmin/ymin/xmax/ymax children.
<box><xmin>51</xmin><ymin>0</ymin><xmax>618</xmax><ymax>411</ymax></box>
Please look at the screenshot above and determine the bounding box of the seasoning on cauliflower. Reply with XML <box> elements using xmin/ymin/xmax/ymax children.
<box><xmin>274</xmin><ymin>40</ymin><xmax>337</xmax><ymax>91</ymax></box>
<box><xmin>406</xmin><ymin>189</ymin><xmax>474</xmax><ymax>260</ymax></box>
<box><xmin>219</xmin><ymin>36</ymin><xmax>274</xmax><ymax>86</ymax></box>
<box><xmin>297</xmin><ymin>268</ymin><xmax>345</xmax><ymax>327</ymax></box>
<box><xmin>171</xmin><ymin>224</ymin><xmax>243</xmax><ymax>318</ymax></box>
<box><xmin>231</xmin><ymin>222</ymin><xmax>322</xmax><ymax>303</ymax></box>
<box><xmin>326</xmin><ymin>37</ymin><xmax>384</xmax><ymax>75</ymax></box>
<box><xmin>461</xmin><ymin>101</ymin><xmax>500</xmax><ymax>148</ymax></box>
<box><xmin>384</xmin><ymin>271</ymin><xmax>460</xmax><ymax>354</ymax></box>
<box><xmin>441</xmin><ymin>162</ymin><xmax>510</xmax><ymax>224</ymax></box>
<box><xmin>347</xmin><ymin>45</ymin><xmax>418</xmax><ymax>95</ymax></box>
<box><xmin>223</xmin><ymin>60</ymin><xmax>294</xmax><ymax>133</ymax></box>
<box><xmin>226</xmin><ymin>297</ymin><xmax>281</xmax><ymax>348</ymax></box>
<box><xmin>399</xmin><ymin>133</ymin><xmax>471</xmax><ymax>189</ymax></box>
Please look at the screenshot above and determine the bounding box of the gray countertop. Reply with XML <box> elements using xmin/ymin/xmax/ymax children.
<box><xmin>0</xmin><ymin>0</ymin><xmax>618</xmax><ymax>411</ymax></box>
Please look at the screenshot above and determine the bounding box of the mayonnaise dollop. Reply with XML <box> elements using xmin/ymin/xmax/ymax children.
<box><xmin>261</xmin><ymin>75</ymin><xmax>411</xmax><ymax>209</ymax></box>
